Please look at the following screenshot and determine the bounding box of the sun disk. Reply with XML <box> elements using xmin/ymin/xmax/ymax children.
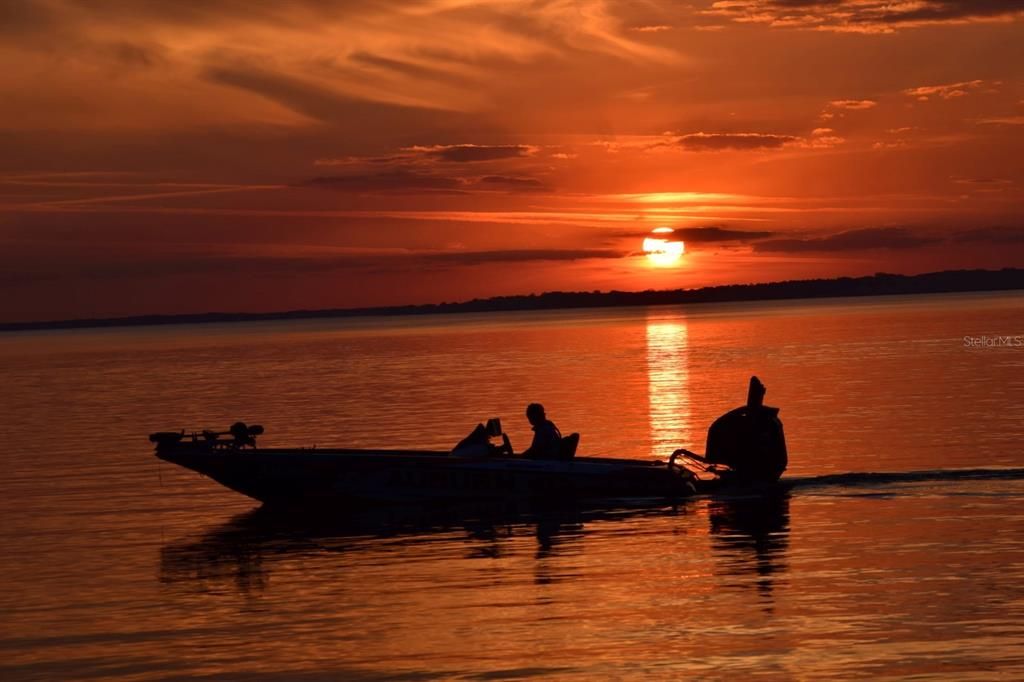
<box><xmin>642</xmin><ymin>228</ymin><xmax>685</xmax><ymax>266</ymax></box>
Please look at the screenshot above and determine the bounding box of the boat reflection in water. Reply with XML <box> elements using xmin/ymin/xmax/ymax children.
<box><xmin>708</xmin><ymin>491</ymin><xmax>791</xmax><ymax>602</ymax></box>
<box><xmin>160</xmin><ymin>495</ymin><xmax>791</xmax><ymax>599</ymax></box>
<box><xmin>159</xmin><ymin>503</ymin><xmax>665</xmax><ymax>592</ymax></box>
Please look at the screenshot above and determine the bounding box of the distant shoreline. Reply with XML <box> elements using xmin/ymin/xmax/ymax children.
<box><xmin>2</xmin><ymin>267</ymin><xmax>1022</xmax><ymax>333</ymax></box>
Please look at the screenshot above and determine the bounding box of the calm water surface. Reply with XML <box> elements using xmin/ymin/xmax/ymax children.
<box><xmin>1</xmin><ymin>292</ymin><xmax>1023</xmax><ymax>679</ymax></box>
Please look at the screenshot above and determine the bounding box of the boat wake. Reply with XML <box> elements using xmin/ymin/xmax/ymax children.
<box><xmin>784</xmin><ymin>467</ymin><xmax>1024</xmax><ymax>491</ymax></box>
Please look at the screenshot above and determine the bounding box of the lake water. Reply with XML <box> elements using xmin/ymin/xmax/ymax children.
<box><xmin>1</xmin><ymin>292</ymin><xmax>1023</xmax><ymax>680</ymax></box>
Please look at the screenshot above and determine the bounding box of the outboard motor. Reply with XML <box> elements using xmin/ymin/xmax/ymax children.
<box><xmin>705</xmin><ymin>376</ymin><xmax>787</xmax><ymax>483</ymax></box>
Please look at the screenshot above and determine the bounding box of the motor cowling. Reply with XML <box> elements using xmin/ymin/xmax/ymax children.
<box><xmin>705</xmin><ymin>377</ymin><xmax>787</xmax><ymax>483</ymax></box>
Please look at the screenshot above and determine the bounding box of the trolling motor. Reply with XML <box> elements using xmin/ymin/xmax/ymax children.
<box><xmin>149</xmin><ymin>422</ymin><xmax>264</xmax><ymax>450</ymax></box>
<box><xmin>670</xmin><ymin>376</ymin><xmax>788</xmax><ymax>484</ymax></box>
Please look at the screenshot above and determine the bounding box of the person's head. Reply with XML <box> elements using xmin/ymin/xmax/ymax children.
<box><xmin>526</xmin><ymin>402</ymin><xmax>545</xmax><ymax>426</ymax></box>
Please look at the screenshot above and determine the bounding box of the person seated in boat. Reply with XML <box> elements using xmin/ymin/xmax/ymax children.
<box><xmin>520</xmin><ymin>403</ymin><xmax>562</xmax><ymax>459</ymax></box>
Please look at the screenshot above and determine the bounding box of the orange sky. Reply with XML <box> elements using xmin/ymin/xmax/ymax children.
<box><xmin>2</xmin><ymin>0</ymin><xmax>1023</xmax><ymax>322</ymax></box>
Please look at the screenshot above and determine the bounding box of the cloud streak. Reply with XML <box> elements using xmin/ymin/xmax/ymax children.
<box><xmin>904</xmin><ymin>80</ymin><xmax>985</xmax><ymax>101</ymax></box>
<box><xmin>704</xmin><ymin>1</ymin><xmax>1024</xmax><ymax>33</ymax></box>
<box><xmin>754</xmin><ymin>227</ymin><xmax>942</xmax><ymax>252</ymax></box>
<box><xmin>302</xmin><ymin>170</ymin><xmax>463</xmax><ymax>193</ymax></box>
<box><xmin>1</xmin><ymin>247</ymin><xmax>628</xmax><ymax>285</ymax></box>
<box><xmin>300</xmin><ymin>168</ymin><xmax>550</xmax><ymax>194</ymax></box>
<box><xmin>612</xmin><ymin>226</ymin><xmax>775</xmax><ymax>245</ymax></box>
<box><xmin>673</xmin><ymin>226</ymin><xmax>775</xmax><ymax>242</ymax></box>
<box><xmin>678</xmin><ymin>132</ymin><xmax>799</xmax><ymax>151</ymax></box>
<box><xmin>403</xmin><ymin>144</ymin><xmax>538</xmax><ymax>162</ymax></box>
<box><xmin>953</xmin><ymin>227</ymin><xmax>1024</xmax><ymax>244</ymax></box>
<box><xmin>829</xmin><ymin>99</ymin><xmax>877</xmax><ymax>110</ymax></box>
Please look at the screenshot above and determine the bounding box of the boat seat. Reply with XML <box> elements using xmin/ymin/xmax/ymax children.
<box><xmin>559</xmin><ymin>433</ymin><xmax>580</xmax><ymax>460</ymax></box>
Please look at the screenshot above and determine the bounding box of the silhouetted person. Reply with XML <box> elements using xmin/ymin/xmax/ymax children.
<box><xmin>520</xmin><ymin>403</ymin><xmax>562</xmax><ymax>459</ymax></box>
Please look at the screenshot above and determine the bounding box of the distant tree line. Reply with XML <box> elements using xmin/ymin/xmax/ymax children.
<box><xmin>2</xmin><ymin>268</ymin><xmax>1022</xmax><ymax>332</ymax></box>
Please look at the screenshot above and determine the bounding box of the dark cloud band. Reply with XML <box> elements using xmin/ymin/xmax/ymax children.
<box><xmin>754</xmin><ymin>227</ymin><xmax>941</xmax><ymax>252</ymax></box>
<box><xmin>678</xmin><ymin>133</ymin><xmax>798</xmax><ymax>151</ymax></box>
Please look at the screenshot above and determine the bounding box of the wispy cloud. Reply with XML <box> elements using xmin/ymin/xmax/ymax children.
<box><xmin>977</xmin><ymin>116</ymin><xmax>1024</xmax><ymax>126</ymax></box>
<box><xmin>703</xmin><ymin>1</ymin><xmax>1024</xmax><ymax>33</ymax></box>
<box><xmin>403</xmin><ymin>144</ymin><xmax>539</xmax><ymax>162</ymax></box>
<box><xmin>302</xmin><ymin>170</ymin><xmax>464</xmax><ymax>193</ymax></box>
<box><xmin>670</xmin><ymin>226</ymin><xmax>775</xmax><ymax>242</ymax></box>
<box><xmin>6</xmin><ymin>183</ymin><xmax>285</xmax><ymax>208</ymax></box>
<box><xmin>476</xmin><ymin>175</ymin><xmax>548</xmax><ymax>191</ymax></box>
<box><xmin>678</xmin><ymin>132</ymin><xmax>799</xmax><ymax>150</ymax></box>
<box><xmin>609</xmin><ymin>226</ymin><xmax>774</xmax><ymax>243</ymax></box>
<box><xmin>300</xmin><ymin>168</ymin><xmax>550</xmax><ymax>194</ymax></box>
<box><xmin>829</xmin><ymin>99</ymin><xmax>877</xmax><ymax>110</ymax></box>
<box><xmin>315</xmin><ymin>143</ymin><xmax>541</xmax><ymax>169</ymax></box>
<box><xmin>802</xmin><ymin>128</ymin><xmax>846</xmax><ymax>148</ymax></box>
<box><xmin>419</xmin><ymin>248</ymin><xmax>624</xmax><ymax>265</ymax></box>
<box><xmin>904</xmin><ymin>80</ymin><xmax>985</xmax><ymax>101</ymax></box>
<box><xmin>204</xmin><ymin>64</ymin><xmax>463</xmax><ymax>124</ymax></box>
<box><xmin>951</xmin><ymin>177</ymin><xmax>1014</xmax><ymax>191</ymax></box>
<box><xmin>953</xmin><ymin>226</ymin><xmax>1024</xmax><ymax>244</ymax></box>
<box><xmin>0</xmin><ymin>0</ymin><xmax>685</xmax><ymax>131</ymax></box>
<box><xmin>1</xmin><ymin>246</ymin><xmax>628</xmax><ymax>286</ymax></box>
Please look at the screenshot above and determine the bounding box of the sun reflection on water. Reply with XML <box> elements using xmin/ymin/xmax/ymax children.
<box><xmin>645</xmin><ymin>313</ymin><xmax>691</xmax><ymax>458</ymax></box>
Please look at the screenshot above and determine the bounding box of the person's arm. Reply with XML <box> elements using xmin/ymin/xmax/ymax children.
<box><xmin>521</xmin><ymin>429</ymin><xmax>542</xmax><ymax>458</ymax></box>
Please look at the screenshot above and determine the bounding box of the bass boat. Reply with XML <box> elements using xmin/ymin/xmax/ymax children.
<box><xmin>151</xmin><ymin>377</ymin><xmax>787</xmax><ymax>507</ymax></box>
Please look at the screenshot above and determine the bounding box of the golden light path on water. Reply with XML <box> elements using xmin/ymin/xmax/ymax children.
<box><xmin>645</xmin><ymin>313</ymin><xmax>691</xmax><ymax>458</ymax></box>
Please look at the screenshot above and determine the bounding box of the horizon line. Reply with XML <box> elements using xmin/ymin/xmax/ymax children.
<box><xmin>2</xmin><ymin>267</ymin><xmax>1022</xmax><ymax>333</ymax></box>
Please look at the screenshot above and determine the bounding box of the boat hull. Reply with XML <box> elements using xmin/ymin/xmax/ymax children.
<box><xmin>155</xmin><ymin>445</ymin><xmax>698</xmax><ymax>507</ymax></box>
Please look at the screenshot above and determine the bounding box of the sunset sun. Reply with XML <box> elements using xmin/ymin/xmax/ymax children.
<box><xmin>642</xmin><ymin>227</ymin><xmax>685</xmax><ymax>267</ymax></box>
